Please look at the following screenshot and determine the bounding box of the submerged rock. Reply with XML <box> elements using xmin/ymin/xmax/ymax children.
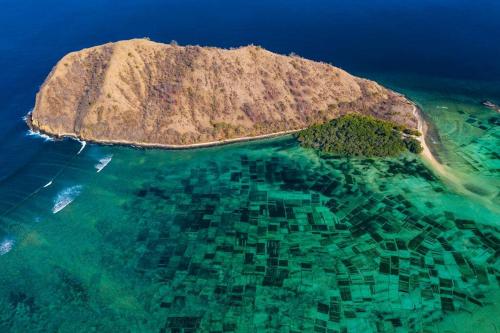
<box><xmin>28</xmin><ymin>38</ymin><xmax>417</xmax><ymax>147</ymax></box>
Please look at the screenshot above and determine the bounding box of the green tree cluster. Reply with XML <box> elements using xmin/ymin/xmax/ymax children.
<box><xmin>295</xmin><ymin>114</ymin><xmax>423</xmax><ymax>157</ymax></box>
<box><xmin>403</xmin><ymin>137</ymin><xmax>424</xmax><ymax>154</ymax></box>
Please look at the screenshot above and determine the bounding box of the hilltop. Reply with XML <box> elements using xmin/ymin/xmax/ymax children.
<box><xmin>28</xmin><ymin>39</ymin><xmax>417</xmax><ymax>147</ymax></box>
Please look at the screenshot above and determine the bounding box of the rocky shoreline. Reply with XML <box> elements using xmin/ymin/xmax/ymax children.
<box><xmin>27</xmin><ymin>113</ymin><xmax>303</xmax><ymax>150</ymax></box>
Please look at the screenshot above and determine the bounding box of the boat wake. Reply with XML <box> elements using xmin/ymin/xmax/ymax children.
<box><xmin>95</xmin><ymin>155</ymin><xmax>113</xmax><ymax>173</ymax></box>
<box><xmin>436</xmin><ymin>105</ymin><xmax>449</xmax><ymax>109</ymax></box>
<box><xmin>0</xmin><ymin>238</ymin><xmax>14</xmax><ymax>256</ymax></box>
<box><xmin>52</xmin><ymin>185</ymin><xmax>83</xmax><ymax>214</ymax></box>
<box><xmin>43</xmin><ymin>180</ymin><xmax>53</xmax><ymax>188</ymax></box>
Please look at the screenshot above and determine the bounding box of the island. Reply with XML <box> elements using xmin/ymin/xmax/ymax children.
<box><xmin>27</xmin><ymin>38</ymin><xmax>419</xmax><ymax>148</ymax></box>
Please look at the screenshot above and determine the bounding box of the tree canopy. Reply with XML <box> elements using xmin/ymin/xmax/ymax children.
<box><xmin>295</xmin><ymin>114</ymin><xmax>423</xmax><ymax>157</ymax></box>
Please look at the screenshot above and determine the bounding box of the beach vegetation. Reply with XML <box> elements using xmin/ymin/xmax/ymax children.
<box><xmin>295</xmin><ymin>114</ymin><xmax>423</xmax><ymax>157</ymax></box>
<box><xmin>403</xmin><ymin>128</ymin><xmax>421</xmax><ymax>136</ymax></box>
<box><xmin>403</xmin><ymin>137</ymin><xmax>424</xmax><ymax>154</ymax></box>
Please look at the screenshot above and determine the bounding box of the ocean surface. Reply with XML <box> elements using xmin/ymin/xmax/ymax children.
<box><xmin>0</xmin><ymin>1</ymin><xmax>499</xmax><ymax>332</ymax></box>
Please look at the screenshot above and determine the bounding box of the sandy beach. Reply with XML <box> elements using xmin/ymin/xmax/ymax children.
<box><xmin>412</xmin><ymin>105</ymin><xmax>448</xmax><ymax>174</ymax></box>
<box><xmin>413</xmin><ymin>104</ymin><xmax>499</xmax><ymax>212</ymax></box>
<box><xmin>412</xmin><ymin>104</ymin><xmax>468</xmax><ymax>186</ymax></box>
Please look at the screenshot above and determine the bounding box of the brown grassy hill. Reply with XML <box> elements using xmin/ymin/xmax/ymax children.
<box><xmin>29</xmin><ymin>38</ymin><xmax>417</xmax><ymax>146</ymax></box>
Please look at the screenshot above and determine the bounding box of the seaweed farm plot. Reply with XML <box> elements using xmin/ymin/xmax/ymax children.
<box><xmin>121</xmin><ymin>143</ymin><xmax>499</xmax><ymax>332</ymax></box>
<box><xmin>0</xmin><ymin>138</ymin><xmax>498</xmax><ymax>332</ymax></box>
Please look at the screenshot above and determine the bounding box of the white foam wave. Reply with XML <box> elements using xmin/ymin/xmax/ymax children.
<box><xmin>77</xmin><ymin>141</ymin><xmax>87</xmax><ymax>155</ymax></box>
<box><xmin>27</xmin><ymin>129</ymin><xmax>54</xmax><ymax>142</ymax></box>
<box><xmin>52</xmin><ymin>185</ymin><xmax>83</xmax><ymax>214</ymax></box>
<box><xmin>436</xmin><ymin>105</ymin><xmax>449</xmax><ymax>109</ymax></box>
<box><xmin>95</xmin><ymin>155</ymin><xmax>113</xmax><ymax>173</ymax></box>
<box><xmin>43</xmin><ymin>180</ymin><xmax>53</xmax><ymax>188</ymax></box>
<box><xmin>22</xmin><ymin>108</ymin><xmax>33</xmax><ymax>122</ymax></box>
<box><xmin>0</xmin><ymin>238</ymin><xmax>14</xmax><ymax>256</ymax></box>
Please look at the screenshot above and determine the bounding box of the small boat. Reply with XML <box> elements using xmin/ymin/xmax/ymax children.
<box><xmin>481</xmin><ymin>100</ymin><xmax>500</xmax><ymax>112</ymax></box>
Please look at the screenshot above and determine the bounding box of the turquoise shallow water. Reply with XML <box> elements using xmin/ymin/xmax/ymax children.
<box><xmin>0</xmin><ymin>80</ymin><xmax>498</xmax><ymax>332</ymax></box>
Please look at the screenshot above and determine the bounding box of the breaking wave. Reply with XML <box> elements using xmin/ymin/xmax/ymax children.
<box><xmin>0</xmin><ymin>238</ymin><xmax>14</xmax><ymax>256</ymax></box>
<box><xmin>95</xmin><ymin>155</ymin><xmax>113</xmax><ymax>173</ymax></box>
<box><xmin>52</xmin><ymin>185</ymin><xmax>83</xmax><ymax>214</ymax></box>
<box><xmin>26</xmin><ymin>129</ymin><xmax>54</xmax><ymax>142</ymax></box>
<box><xmin>77</xmin><ymin>141</ymin><xmax>87</xmax><ymax>155</ymax></box>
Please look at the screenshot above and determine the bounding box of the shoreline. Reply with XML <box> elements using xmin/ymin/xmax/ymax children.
<box><xmin>413</xmin><ymin>104</ymin><xmax>499</xmax><ymax>212</ymax></box>
<box><xmin>28</xmin><ymin>109</ymin><xmax>437</xmax><ymax>155</ymax></box>
<box><xmin>27</xmin><ymin>108</ymin><xmax>448</xmax><ymax>172</ymax></box>
<box><xmin>26</xmin><ymin>115</ymin><xmax>304</xmax><ymax>150</ymax></box>
<box><xmin>28</xmin><ymin>106</ymin><xmax>498</xmax><ymax>211</ymax></box>
<box><xmin>412</xmin><ymin>105</ymin><xmax>449</xmax><ymax>176</ymax></box>
<box><xmin>413</xmin><ymin>104</ymin><xmax>464</xmax><ymax>183</ymax></box>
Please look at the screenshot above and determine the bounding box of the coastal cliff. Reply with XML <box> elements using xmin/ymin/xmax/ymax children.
<box><xmin>28</xmin><ymin>38</ymin><xmax>417</xmax><ymax>147</ymax></box>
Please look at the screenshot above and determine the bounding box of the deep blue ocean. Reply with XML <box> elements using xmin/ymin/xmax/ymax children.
<box><xmin>0</xmin><ymin>1</ymin><xmax>499</xmax><ymax>332</ymax></box>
